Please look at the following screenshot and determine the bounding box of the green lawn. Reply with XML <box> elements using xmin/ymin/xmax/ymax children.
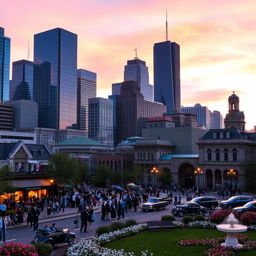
<box><xmin>105</xmin><ymin>229</ymin><xmax>256</xmax><ymax>256</ymax></box>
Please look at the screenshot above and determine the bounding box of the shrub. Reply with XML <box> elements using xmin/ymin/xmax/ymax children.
<box><xmin>110</xmin><ymin>222</ymin><xmax>125</xmax><ymax>231</ymax></box>
<box><xmin>194</xmin><ymin>215</ymin><xmax>205</xmax><ymax>221</ymax></box>
<box><xmin>210</xmin><ymin>209</ymin><xmax>231</xmax><ymax>224</ymax></box>
<box><xmin>240</xmin><ymin>212</ymin><xmax>256</xmax><ymax>225</ymax></box>
<box><xmin>96</xmin><ymin>226</ymin><xmax>111</xmax><ymax>236</ymax></box>
<box><xmin>34</xmin><ymin>243</ymin><xmax>53</xmax><ymax>256</ymax></box>
<box><xmin>183</xmin><ymin>216</ymin><xmax>194</xmax><ymax>224</ymax></box>
<box><xmin>0</xmin><ymin>242</ymin><xmax>38</xmax><ymax>256</ymax></box>
<box><xmin>125</xmin><ymin>219</ymin><xmax>137</xmax><ymax>227</ymax></box>
<box><xmin>161</xmin><ymin>215</ymin><xmax>175</xmax><ymax>221</ymax></box>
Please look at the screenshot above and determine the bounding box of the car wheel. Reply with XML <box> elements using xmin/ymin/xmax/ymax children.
<box><xmin>142</xmin><ymin>209</ymin><xmax>145</xmax><ymax>212</ymax></box>
<box><xmin>154</xmin><ymin>207</ymin><xmax>157</xmax><ymax>212</ymax></box>
<box><xmin>211</xmin><ymin>205</ymin><xmax>215</xmax><ymax>210</ymax></box>
<box><xmin>178</xmin><ymin>212</ymin><xmax>183</xmax><ymax>217</ymax></box>
<box><xmin>68</xmin><ymin>237</ymin><xmax>75</xmax><ymax>245</ymax></box>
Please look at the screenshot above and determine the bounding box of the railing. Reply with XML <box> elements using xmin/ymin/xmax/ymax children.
<box><xmin>7</xmin><ymin>171</ymin><xmax>48</xmax><ymax>178</ymax></box>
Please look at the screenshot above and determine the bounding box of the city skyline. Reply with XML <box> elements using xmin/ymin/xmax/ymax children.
<box><xmin>2</xmin><ymin>0</ymin><xmax>256</xmax><ymax>128</ymax></box>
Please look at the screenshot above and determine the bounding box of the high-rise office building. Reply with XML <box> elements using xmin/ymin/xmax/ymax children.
<box><xmin>77</xmin><ymin>69</ymin><xmax>96</xmax><ymax>131</ymax></box>
<box><xmin>0</xmin><ymin>27</ymin><xmax>11</xmax><ymax>102</ymax></box>
<box><xmin>0</xmin><ymin>103</ymin><xmax>13</xmax><ymax>130</ymax></box>
<box><xmin>116</xmin><ymin>81</ymin><xmax>166</xmax><ymax>144</ymax></box>
<box><xmin>210</xmin><ymin>111</ymin><xmax>223</xmax><ymax>129</ymax></box>
<box><xmin>88</xmin><ymin>97</ymin><xmax>113</xmax><ymax>146</ymax></box>
<box><xmin>34</xmin><ymin>28</ymin><xmax>77</xmax><ymax>129</ymax></box>
<box><xmin>154</xmin><ymin>41</ymin><xmax>180</xmax><ymax>113</ymax></box>
<box><xmin>124</xmin><ymin>58</ymin><xmax>153</xmax><ymax>101</ymax></box>
<box><xmin>112</xmin><ymin>82</ymin><xmax>122</xmax><ymax>96</ymax></box>
<box><xmin>181</xmin><ymin>104</ymin><xmax>211</xmax><ymax>129</ymax></box>
<box><xmin>10</xmin><ymin>60</ymin><xmax>34</xmax><ymax>100</ymax></box>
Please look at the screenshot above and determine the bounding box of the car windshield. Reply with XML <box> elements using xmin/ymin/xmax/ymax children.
<box><xmin>244</xmin><ymin>201</ymin><xmax>255</xmax><ymax>207</ymax></box>
<box><xmin>148</xmin><ymin>198</ymin><xmax>158</xmax><ymax>203</ymax></box>
<box><xmin>191</xmin><ymin>198</ymin><xmax>199</xmax><ymax>202</ymax></box>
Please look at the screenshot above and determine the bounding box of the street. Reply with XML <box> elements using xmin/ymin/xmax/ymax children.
<box><xmin>1</xmin><ymin>204</ymin><xmax>174</xmax><ymax>245</ymax></box>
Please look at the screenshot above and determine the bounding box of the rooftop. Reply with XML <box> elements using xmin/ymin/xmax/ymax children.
<box><xmin>56</xmin><ymin>136</ymin><xmax>105</xmax><ymax>146</ymax></box>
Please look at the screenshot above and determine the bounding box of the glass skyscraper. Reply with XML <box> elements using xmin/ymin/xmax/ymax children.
<box><xmin>77</xmin><ymin>69</ymin><xmax>96</xmax><ymax>131</ymax></box>
<box><xmin>10</xmin><ymin>60</ymin><xmax>34</xmax><ymax>100</ymax></box>
<box><xmin>124</xmin><ymin>58</ymin><xmax>153</xmax><ymax>101</ymax></box>
<box><xmin>154</xmin><ymin>41</ymin><xmax>180</xmax><ymax>113</ymax></box>
<box><xmin>34</xmin><ymin>28</ymin><xmax>77</xmax><ymax>129</ymax></box>
<box><xmin>0</xmin><ymin>27</ymin><xmax>11</xmax><ymax>102</ymax></box>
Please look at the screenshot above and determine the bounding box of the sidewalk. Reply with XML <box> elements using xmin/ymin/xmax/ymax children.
<box><xmin>7</xmin><ymin>206</ymin><xmax>100</xmax><ymax>229</ymax></box>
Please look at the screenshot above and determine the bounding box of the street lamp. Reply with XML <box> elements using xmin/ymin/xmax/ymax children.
<box><xmin>194</xmin><ymin>167</ymin><xmax>203</xmax><ymax>189</ymax></box>
<box><xmin>227</xmin><ymin>168</ymin><xmax>237</xmax><ymax>190</ymax></box>
<box><xmin>49</xmin><ymin>179</ymin><xmax>54</xmax><ymax>196</ymax></box>
<box><xmin>150</xmin><ymin>166</ymin><xmax>159</xmax><ymax>192</ymax></box>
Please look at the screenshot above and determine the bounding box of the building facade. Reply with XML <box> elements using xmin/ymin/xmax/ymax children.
<box><xmin>116</xmin><ymin>81</ymin><xmax>166</xmax><ymax>144</ymax></box>
<box><xmin>77</xmin><ymin>69</ymin><xmax>96</xmax><ymax>131</ymax></box>
<box><xmin>88</xmin><ymin>97</ymin><xmax>113</xmax><ymax>146</ymax></box>
<box><xmin>154</xmin><ymin>40</ymin><xmax>180</xmax><ymax>113</ymax></box>
<box><xmin>0</xmin><ymin>103</ymin><xmax>13</xmax><ymax>130</ymax></box>
<box><xmin>34</xmin><ymin>28</ymin><xmax>77</xmax><ymax>129</ymax></box>
<box><xmin>0</xmin><ymin>27</ymin><xmax>10</xmax><ymax>102</ymax></box>
<box><xmin>112</xmin><ymin>82</ymin><xmax>122</xmax><ymax>96</ymax></box>
<box><xmin>124</xmin><ymin>58</ymin><xmax>153</xmax><ymax>101</ymax></box>
<box><xmin>210</xmin><ymin>111</ymin><xmax>223</xmax><ymax>129</ymax></box>
<box><xmin>10</xmin><ymin>60</ymin><xmax>34</xmax><ymax>100</ymax></box>
<box><xmin>181</xmin><ymin>103</ymin><xmax>211</xmax><ymax>129</ymax></box>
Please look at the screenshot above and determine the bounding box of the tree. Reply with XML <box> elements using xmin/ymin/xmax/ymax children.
<box><xmin>0</xmin><ymin>166</ymin><xmax>15</xmax><ymax>195</ymax></box>
<box><xmin>47</xmin><ymin>152</ymin><xmax>88</xmax><ymax>185</ymax></box>
<box><xmin>93</xmin><ymin>165</ymin><xmax>112</xmax><ymax>187</ymax></box>
<box><xmin>125</xmin><ymin>165</ymin><xmax>144</xmax><ymax>184</ymax></box>
<box><xmin>158</xmin><ymin>168</ymin><xmax>172</xmax><ymax>187</ymax></box>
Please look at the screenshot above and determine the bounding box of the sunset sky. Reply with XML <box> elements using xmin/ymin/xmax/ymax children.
<box><xmin>2</xmin><ymin>0</ymin><xmax>256</xmax><ymax>129</ymax></box>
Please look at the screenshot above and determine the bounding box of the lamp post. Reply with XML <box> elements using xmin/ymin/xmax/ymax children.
<box><xmin>227</xmin><ymin>168</ymin><xmax>237</xmax><ymax>191</ymax></box>
<box><xmin>194</xmin><ymin>167</ymin><xmax>203</xmax><ymax>189</ymax></box>
<box><xmin>50</xmin><ymin>179</ymin><xmax>54</xmax><ymax>196</ymax></box>
<box><xmin>150</xmin><ymin>166</ymin><xmax>159</xmax><ymax>192</ymax></box>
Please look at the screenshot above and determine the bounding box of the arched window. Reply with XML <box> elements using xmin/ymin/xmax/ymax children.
<box><xmin>207</xmin><ymin>149</ymin><xmax>212</xmax><ymax>161</ymax></box>
<box><xmin>224</xmin><ymin>148</ymin><xmax>229</xmax><ymax>161</ymax></box>
<box><xmin>216</xmin><ymin>149</ymin><xmax>220</xmax><ymax>161</ymax></box>
<box><xmin>233</xmin><ymin>149</ymin><xmax>238</xmax><ymax>161</ymax></box>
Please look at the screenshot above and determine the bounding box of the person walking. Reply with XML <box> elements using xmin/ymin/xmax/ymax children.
<box><xmin>0</xmin><ymin>215</ymin><xmax>8</xmax><ymax>243</ymax></box>
<box><xmin>80</xmin><ymin>207</ymin><xmax>88</xmax><ymax>233</ymax></box>
<box><xmin>32</xmin><ymin>207</ymin><xmax>40</xmax><ymax>230</ymax></box>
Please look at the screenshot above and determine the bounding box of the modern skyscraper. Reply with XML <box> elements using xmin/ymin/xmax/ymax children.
<box><xmin>88</xmin><ymin>97</ymin><xmax>113</xmax><ymax>146</ymax></box>
<box><xmin>210</xmin><ymin>111</ymin><xmax>223</xmax><ymax>129</ymax></box>
<box><xmin>0</xmin><ymin>102</ymin><xmax>13</xmax><ymax>130</ymax></box>
<box><xmin>124</xmin><ymin>58</ymin><xmax>153</xmax><ymax>101</ymax></box>
<box><xmin>0</xmin><ymin>27</ymin><xmax>11</xmax><ymax>102</ymax></box>
<box><xmin>34</xmin><ymin>28</ymin><xmax>77</xmax><ymax>129</ymax></box>
<box><xmin>181</xmin><ymin>104</ymin><xmax>211</xmax><ymax>129</ymax></box>
<box><xmin>10</xmin><ymin>60</ymin><xmax>34</xmax><ymax>100</ymax></box>
<box><xmin>116</xmin><ymin>81</ymin><xmax>166</xmax><ymax>144</ymax></box>
<box><xmin>13</xmin><ymin>81</ymin><xmax>31</xmax><ymax>100</ymax></box>
<box><xmin>154</xmin><ymin>41</ymin><xmax>180</xmax><ymax>113</ymax></box>
<box><xmin>77</xmin><ymin>69</ymin><xmax>96</xmax><ymax>131</ymax></box>
<box><xmin>112</xmin><ymin>82</ymin><xmax>122</xmax><ymax>96</ymax></box>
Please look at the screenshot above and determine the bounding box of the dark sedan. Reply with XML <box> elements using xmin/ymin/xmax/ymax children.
<box><xmin>172</xmin><ymin>202</ymin><xmax>207</xmax><ymax>217</ymax></box>
<box><xmin>233</xmin><ymin>201</ymin><xmax>256</xmax><ymax>214</ymax></box>
<box><xmin>220</xmin><ymin>195</ymin><xmax>254</xmax><ymax>209</ymax></box>
<box><xmin>190</xmin><ymin>197</ymin><xmax>218</xmax><ymax>209</ymax></box>
<box><xmin>141</xmin><ymin>197</ymin><xmax>169</xmax><ymax>212</ymax></box>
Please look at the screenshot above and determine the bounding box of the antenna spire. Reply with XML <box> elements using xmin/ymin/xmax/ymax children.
<box><xmin>134</xmin><ymin>48</ymin><xmax>138</xmax><ymax>59</ymax></box>
<box><xmin>166</xmin><ymin>9</ymin><xmax>169</xmax><ymax>41</ymax></box>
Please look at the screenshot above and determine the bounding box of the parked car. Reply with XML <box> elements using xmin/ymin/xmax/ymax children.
<box><xmin>32</xmin><ymin>228</ymin><xmax>75</xmax><ymax>247</ymax></box>
<box><xmin>172</xmin><ymin>202</ymin><xmax>207</xmax><ymax>217</ymax></box>
<box><xmin>159</xmin><ymin>193</ymin><xmax>172</xmax><ymax>204</ymax></box>
<box><xmin>233</xmin><ymin>201</ymin><xmax>256</xmax><ymax>214</ymax></box>
<box><xmin>190</xmin><ymin>196</ymin><xmax>218</xmax><ymax>209</ymax></box>
<box><xmin>220</xmin><ymin>196</ymin><xmax>254</xmax><ymax>209</ymax></box>
<box><xmin>141</xmin><ymin>197</ymin><xmax>169</xmax><ymax>212</ymax></box>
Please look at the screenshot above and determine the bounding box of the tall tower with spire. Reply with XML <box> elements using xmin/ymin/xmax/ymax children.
<box><xmin>224</xmin><ymin>92</ymin><xmax>245</xmax><ymax>132</ymax></box>
<box><xmin>153</xmin><ymin>12</ymin><xmax>180</xmax><ymax>113</ymax></box>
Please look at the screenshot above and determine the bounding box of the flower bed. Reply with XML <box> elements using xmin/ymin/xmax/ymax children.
<box><xmin>0</xmin><ymin>242</ymin><xmax>38</xmax><ymax>256</ymax></box>
<box><xmin>67</xmin><ymin>224</ymin><xmax>150</xmax><ymax>256</ymax></box>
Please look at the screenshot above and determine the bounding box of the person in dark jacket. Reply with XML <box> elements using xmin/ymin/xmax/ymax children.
<box><xmin>80</xmin><ymin>207</ymin><xmax>88</xmax><ymax>232</ymax></box>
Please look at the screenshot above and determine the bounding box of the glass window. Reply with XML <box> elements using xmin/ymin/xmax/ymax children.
<box><xmin>216</xmin><ymin>149</ymin><xmax>220</xmax><ymax>161</ymax></box>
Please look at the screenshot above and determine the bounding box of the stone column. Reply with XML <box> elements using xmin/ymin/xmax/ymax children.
<box><xmin>212</xmin><ymin>171</ymin><xmax>215</xmax><ymax>190</ymax></box>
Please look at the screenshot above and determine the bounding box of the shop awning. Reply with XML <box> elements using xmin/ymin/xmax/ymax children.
<box><xmin>11</xmin><ymin>179</ymin><xmax>52</xmax><ymax>190</ymax></box>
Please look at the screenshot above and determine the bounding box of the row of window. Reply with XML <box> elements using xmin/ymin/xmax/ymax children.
<box><xmin>207</xmin><ymin>149</ymin><xmax>238</xmax><ymax>161</ymax></box>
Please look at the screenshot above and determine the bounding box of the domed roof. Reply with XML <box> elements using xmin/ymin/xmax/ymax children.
<box><xmin>229</xmin><ymin>92</ymin><xmax>239</xmax><ymax>100</ymax></box>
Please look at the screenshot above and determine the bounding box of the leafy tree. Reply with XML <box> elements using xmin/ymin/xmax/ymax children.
<box><xmin>93</xmin><ymin>165</ymin><xmax>112</xmax><ymax>187</ymax></box>
<box><xmin>47</xmin><ymin>152</ymin><xmax>88</xmax><ymax>185</ymax></box>
<box><xmin>0</xmin><ymin>166</ymin><xmax>15</xmax><ymax>195</ymax></box>
<box><xmin>158</xmin><ymin>168</ymin><xmax>172</xmax><ymax>186</ymax></box>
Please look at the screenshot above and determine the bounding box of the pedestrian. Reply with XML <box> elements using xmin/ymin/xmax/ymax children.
<box><xmin>27</xmin><ymin>207</ymin><xmax>33</xmax><ymax>227</ymax></box>
<box><xmin>32</xmin><ymin>206</ymin><xmax>40</xmax><ymax>230</ymax></box>
<box><xmin>0</xmin><ymin>215</ymin><xmax>8</xmax><ymax>243</ymax></box>
<box><xmin>80</xmin><ymin>207</ymin><xmax>88</xmax><ymax>232</ymax></box>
